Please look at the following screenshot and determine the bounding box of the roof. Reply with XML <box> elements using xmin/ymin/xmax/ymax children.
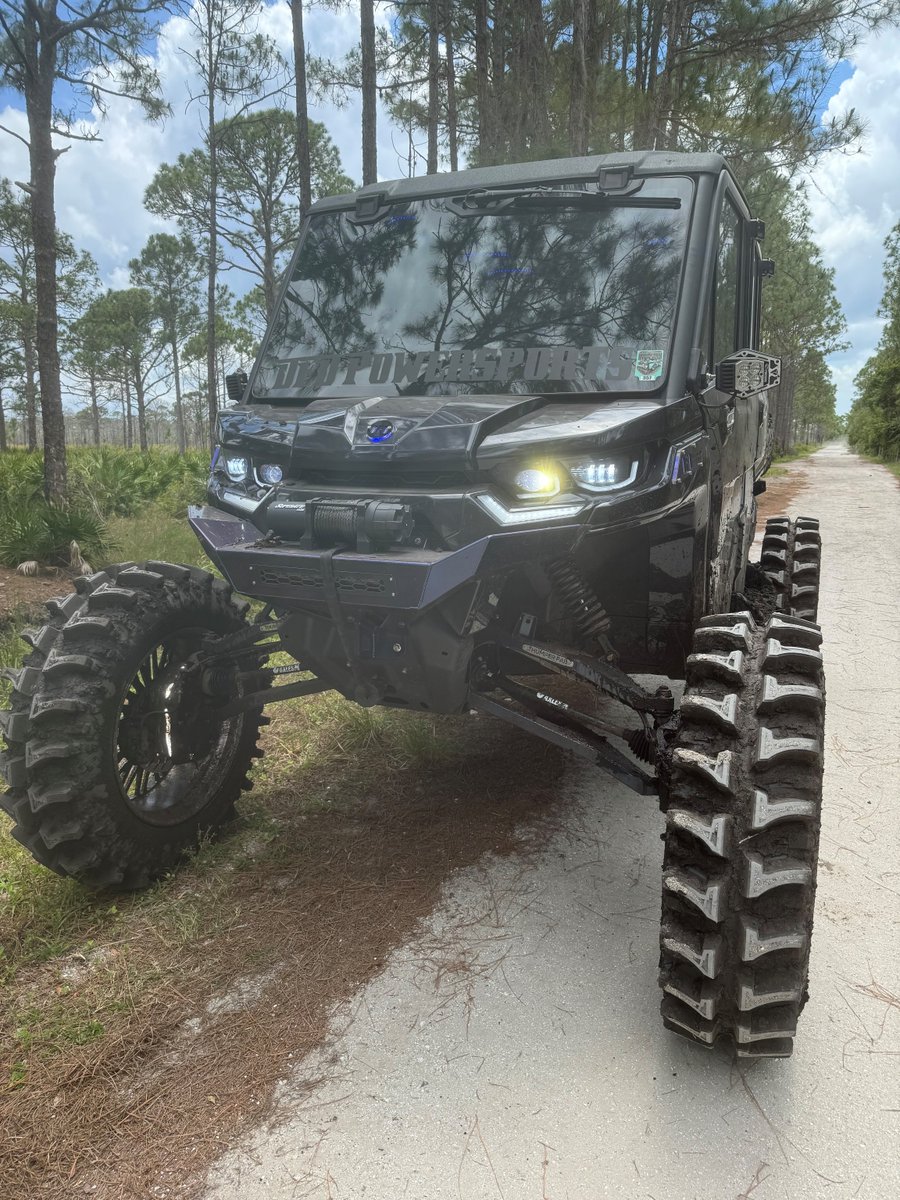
<box><xmin>309</xmin><ymin>150</ymin><xmax>730</xmax><ymax>213</ymax></box>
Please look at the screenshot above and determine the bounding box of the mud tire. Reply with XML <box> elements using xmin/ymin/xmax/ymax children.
<box><xmin>0</xmin><ymin>563</ymin><xmax>261</xmax><ymax>890</ymax></box>
<box><xmin>659</xmin><ymin>610</ymin><xmax>825</xmax><ymax>1057</ymax></box>
<box><xmin>759</xmin><ymin>516</ymin><xmax>821</xmax><ymax>622</ymax></box>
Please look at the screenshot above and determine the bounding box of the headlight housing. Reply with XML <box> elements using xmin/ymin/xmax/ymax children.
<box><xmin>512</xmin><ymin>466</ymin><xmax>560</xmax><ymax>499</ymax></box>
<box><xmin>258</xmin><ymin>462</ymin><xmax>283</xmax><ymax>486</ymax></box>
<box><xmin>567</xmin><ymin>455</ymin><xmax>638</xmax><ymax>492</ymax></box>
<box><xmin>223</xmin><ymin>455</ymin><xmax>249</xmax><ymax>482</ymax></box>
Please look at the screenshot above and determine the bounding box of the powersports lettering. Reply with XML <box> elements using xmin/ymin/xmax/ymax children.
<box><xmin>264</xmin><ymin>346</ymin><xmax>637</xmax><ymax>392</ymax></box>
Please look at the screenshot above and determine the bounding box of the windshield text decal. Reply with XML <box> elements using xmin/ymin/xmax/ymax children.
<box><xmin>265</xmin><ymin>346</ymin><xmax>635</xmax><ymax>391</ymax></box>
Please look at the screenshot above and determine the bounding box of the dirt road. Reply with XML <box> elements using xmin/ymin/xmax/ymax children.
<box><xmin>205</xmin><ymin>444</ymin><xmax>900</xmax><ymax>1200</ymax></box>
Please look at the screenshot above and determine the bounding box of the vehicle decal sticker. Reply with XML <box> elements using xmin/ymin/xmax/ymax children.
<box><xmin>521</xmin><ymin>644</ymin><xmax>574</xmax><ymax>668</ymax></box>
<box><xmin>634</xmin><ymin>348</ymin><xmax>664</xmax><ymax>382</ymax></box>
<box><xmin>263</xmin><ymin>346</ymin><xmax>643</xmax><ymax>391</ymax></box>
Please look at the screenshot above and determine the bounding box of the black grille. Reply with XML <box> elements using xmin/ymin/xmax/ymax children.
<box><xmin>259</xmin><ymin>567</ymin><xmax>387</xmax><ymax>595</ymax></box>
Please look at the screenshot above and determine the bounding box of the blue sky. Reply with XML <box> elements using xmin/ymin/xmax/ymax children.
<box><xmin>0</xmin><ymin>3</ymin><xmax>896</xmax><ymax>414</ymax></box>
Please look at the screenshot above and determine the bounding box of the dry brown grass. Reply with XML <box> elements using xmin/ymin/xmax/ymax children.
<box><xmin>1</xmin><ymin>692</ymin><xmax>567</xmax><ymax>1200</ymax></box>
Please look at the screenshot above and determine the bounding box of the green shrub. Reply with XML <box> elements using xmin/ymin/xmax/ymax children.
<box><xmin>0</xmin><ymin>501</ymin><xmax>115</xmax><ymax>571</ymax></box>
<box><xmin>69</xmin><ymin>447</ymin><xmax>211</xmax><ymax>519</ymax></box>
<box><xmin>0</xmin><ymin>452</ymin><xmax>45</xmax><ymax>504</ymax></box>
<box><xmin>157</xmin><ymin>457</ymin><xmax>209</xmax><ymax>518</ymax></box>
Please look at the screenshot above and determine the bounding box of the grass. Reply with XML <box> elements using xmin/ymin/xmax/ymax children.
<box><xmin>765</xmin><ymin>442</ymin><xmax>820</xmax><ymax>478</ymax></box>
<box><xmin>0</xmin><ymin>467</ymin><xmax>569</xmax><ymax>1196</ymax></box>
<box><xmin>771</xmin><ymin>442</ymin><xmax>819</xmax><ymax>464</ymax></box>
<box><xmin>106</xmin><ymin>505</ymin><xmax>207</xmax><ymax>568</ymax></box>
<box><xmin>0</xmin><ymin>447</ymin><xmax>209</xmax><ymax>572</ymax></box>
<box><xmin>873</xmin><ymin>458</ymin><xmax>900</xmax><ymax>481</ymax></box>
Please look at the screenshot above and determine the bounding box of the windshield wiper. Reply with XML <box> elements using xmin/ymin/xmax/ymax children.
<box><xmin>448</xmin><ymin>187</ymin><xmax>682</xmax><ymax>216</ymax></box>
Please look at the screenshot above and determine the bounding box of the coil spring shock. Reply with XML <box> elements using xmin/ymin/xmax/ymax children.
<box><xmin>545</xmin><ymin>556</ymin><xmax>617</xmax><ymax>662</ymax></box>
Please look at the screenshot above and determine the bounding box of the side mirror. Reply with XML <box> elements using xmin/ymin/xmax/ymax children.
<box><xmin>715</xmin><ymin>350</ymin><xmax>781</xmax><ymax>398</ymax></box>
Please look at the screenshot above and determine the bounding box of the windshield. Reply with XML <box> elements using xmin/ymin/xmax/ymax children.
<box><xmin>253</xmin><ymin>177</ymin><xmax>694</xmax><ymax>401</ymax></box>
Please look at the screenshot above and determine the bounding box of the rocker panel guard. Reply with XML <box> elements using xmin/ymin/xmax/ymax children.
<box><xmin>189</xmin><ymin>505</ymin><xmax>579</xmax><ymax>611</ymax></box>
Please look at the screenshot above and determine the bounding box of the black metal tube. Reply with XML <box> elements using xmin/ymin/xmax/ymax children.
<box><xmin>218</xmin><ymin>676</ymin><xmax>329</xmax><ymax>718</ymax></box>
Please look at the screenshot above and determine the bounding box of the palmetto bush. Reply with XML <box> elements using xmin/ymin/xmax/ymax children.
<box><xmin>0</xmin><ymin>500</ymin><xmax>114</xmax><ymax>572</ymax></box>
<box><xmin>70</xmin><ymin>447</ymin><xmax>206</xmax><ymax>518</ymax></box>
<box><xmin>0</xmin><ymin>451</ymin><xmax>45</xmax><ymax>505</ymax></box>
<box><xmin>0</xmin><ymin>447</ymin><xmax>210</xmax><ymax>571</ymax></box>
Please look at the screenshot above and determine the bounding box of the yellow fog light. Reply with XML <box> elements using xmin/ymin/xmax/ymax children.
<box><xmin>513</xmin><ymin>466</ymin><xmax>560</xmax><ymax>499</ymax></box>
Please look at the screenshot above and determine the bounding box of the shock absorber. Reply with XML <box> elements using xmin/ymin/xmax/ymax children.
<box><xmin>545</xmin><ymin>556</ymin><xmax>617</xmax><ymax>662</ymax></box>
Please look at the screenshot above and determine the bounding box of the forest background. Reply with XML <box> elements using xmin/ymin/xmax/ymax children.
<box><xmin>0</xmin><ymin>0</ymin><xmax>899</xmax><ymax>511</ymax></box>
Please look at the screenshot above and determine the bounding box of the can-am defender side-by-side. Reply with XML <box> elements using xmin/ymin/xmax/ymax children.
<box><xmin>1</xmin><ymin>152</ymin><xmax>825</xmax><ymax>1058</ymax></box>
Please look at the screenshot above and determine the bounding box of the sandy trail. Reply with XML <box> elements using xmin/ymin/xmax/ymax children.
<box><xmin>205</xmin><ymin>443</ymin><xmax>900</xmax><ymax>1200</ymax></box>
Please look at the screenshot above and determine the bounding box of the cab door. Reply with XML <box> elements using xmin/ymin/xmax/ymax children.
<box><xmin>702</xmin><ymin>180</ymin><xmax>764</xmax><ymax>608</ymax></box>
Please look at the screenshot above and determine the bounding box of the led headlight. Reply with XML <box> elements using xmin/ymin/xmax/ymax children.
<box><xmin>224</xmin><ymin>455</ymin><xmax>249</xmax><ymax>482</ymax></box>
<box><xmin>568</xmin><ymin>456</ymin><xmax>638</xmax><ymax>492</ymax></box>
<box><xmin>258</xmin><ymin>462</ymin><xmax>283</xmax><ymax>486</ymax></box>
<box><xmin>512</xmin><ymin>466</ymin><xmax>560</xmax><ymax>499</ymax></box>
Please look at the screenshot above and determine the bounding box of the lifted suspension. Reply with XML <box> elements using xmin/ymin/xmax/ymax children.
<box><xmin>183</xmin><ymin>614</ymin><xmax>332</xmax><ymax>717</ymax></box>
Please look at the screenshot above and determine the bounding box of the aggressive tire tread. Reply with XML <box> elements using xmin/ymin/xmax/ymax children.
<box><xmin>659</xmin><ymin>610</ymin><xmax>825</xmax><ymax>1057</ymax></box>
<box><xmin>0</xmin><ymin>562</ymin><xmax>262</xmax><ymax>889</ymax></box>
<box><xmin>759</xmin><ymin>516</ymin><xmax>821</xmax><ymax>622</ymax></box>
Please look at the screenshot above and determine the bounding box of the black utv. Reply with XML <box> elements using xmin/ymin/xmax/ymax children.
<box><xmin>1</xmin><ymin>151</ymin><xmax>825</xmax><ymax>1059</ymax></box>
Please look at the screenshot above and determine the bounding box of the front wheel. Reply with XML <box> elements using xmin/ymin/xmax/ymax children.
<box><xmin>0</xmin><ymin>563</ymin><xmax>263</xmax><ymax>890</ymax></box>
<box><xmin>658</xmin><ymin>609</ymin><xmax>825</xmax><ymax>1057</ymax></box>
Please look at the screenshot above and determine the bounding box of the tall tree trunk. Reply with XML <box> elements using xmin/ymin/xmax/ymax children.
<box><xmin>444</xmin><ymin>1</ymin><xmax>459</xmax><ymax>172</ymax></box>
<box><xmin>621</xmin><ymin>1</ymin><xmax>634</xmax><ymax>151</ymax></box>
<box><xmin>360</xmin><ymin>0</ymin><xmax>377</xmax><ymax>185</ymax></box>
<box><xmin>0</xmin><ymin>385</ymin><xmax>7</xmax><ymax>453</ymax></box>
<box><xmin>89</xmin><ymin>371</ymin><xmax>101</xmax><ymax>446</ymax></box>
<box><xmin>490</xmin><ymin>1</ymin><xmax>508</xmax><ymax>162</ymax></box>
<box><xmin>263</xmin><ymin>219</ymin><xmax>276</xmax><ymax>319</ymax></box>
<box><xmin>25</xmin><ymin>48</ymin><xmax>67</xmax><ymax>500</ymax></box>
<box><xmin>133</xmin><ymin>366</ymin><xmax>148</xmax><ymax>453</ymax></box>
<box><xmin>517</xmin><ymin>0</ymin><xmax>549</xmax><ymax>158</ymax></box>
<box><xmin>205</xmin><ymin>10</ymin><xmax>218</xmax><ymax>450</ymax></box>
<box><xmin>289</xmin><ymin>0</ymin><xmax>312</xmax><ymax>211</ymax></box>
<box><xmin>22</xmin><ymin>328</ymin><xmax>38</xmax><ymax>450</ymax></box>
<box><xmin>171</xmin><ymin>338</ymin><xmax>187</xmax><ymax>455</ymax></box>
<box><xmin>644</xmin><ymin>2</ymin><xmax>665</xmax><ymax>147</ymax></box>
<box><xmin>657</xmin><ymin>0</ymin><xmax>683</xmax><ymax>149</ymax></box>
<box><xmin>570</xmin><ymin>0</ymin><xmax>589</xmax><ymax>155</ymax></box>
<box><xmin>772</xmin><ymin>357</ymin><xmax>796</xmax><ymax>455</ymax></box>
<box><xmin>123</xmin><ymin>374</ymin><xmax>133</xmax><ymax>449</ymax></box>
<box><xmin>474</xmin><ymin>0</ymin><xmax>491</xmax><ymax>163</ymax></box>
<box><xmin>426</xmin><ymin>0</ymin><xmax>440</xmax><ymax>174</ymax></box>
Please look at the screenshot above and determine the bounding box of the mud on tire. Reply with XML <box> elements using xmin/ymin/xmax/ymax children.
<box><xmin>659</xmin><ymin>610</ymin><xmax>825</xmax><ymax>1057</ymax></box>
<box><xmin>759</xmin><ymin>516</ymin><xmax>821</xmax><ymax>622</ymax></box>
<box><xmin>0</xmin><ymin>562</ymin><xmax>262</xmax><ymax>890</ymax></box>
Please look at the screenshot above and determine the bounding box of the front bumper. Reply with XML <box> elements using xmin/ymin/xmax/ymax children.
<box><xmin>189</xmin><ymin>505</ymin><xmax>580</xmax><ymax>612</ymax></box>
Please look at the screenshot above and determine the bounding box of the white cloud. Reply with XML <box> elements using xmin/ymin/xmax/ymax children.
<box><xmin>805</xmin><ymin>27</ymin><xmax>900</xmax><ymax>412</ymax></box>
<box><xmin>0</xmin><ymin>1</ymin><xmax>402</xmax><ymax>289</ymax></box>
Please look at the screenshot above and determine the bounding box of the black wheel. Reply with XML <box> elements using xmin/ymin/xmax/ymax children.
<box><xmin>1</xmin><ymin>565</ymin><xmax>135</xmax><ymax>831</ymax></box>
<box><xmin>759</xmin><ymin>516</ymin><xmax>821</xmax><ymax>621</ymax></box>
<box><xmin>658</xmin><ymin>609</ymin><xmax>825</xmax><ymax>1057</ymax></box>
<box><xmin>0</xmin><ymin>562</ymin><xmax>263</xmax><ymax>890</ymax></box>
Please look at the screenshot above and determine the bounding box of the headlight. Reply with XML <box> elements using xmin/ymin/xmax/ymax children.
<box><xmin>258</xmin><ymin>463</ymin><xmax>283</xmax><ymax>486</ymax></box>
<box><xmin>568</xmin><ymin>456</ymin><xmax>638</xmax><ymax>492</ymax></box>
<box><xmin>224</xmin><ymin>455</ymin><xmax>249</xmax><ymax>482</ymax></box>
<box><xmin>512</xmin><ymin>466</ymin><xmax>560</xmax><ymax>499</ymax></box>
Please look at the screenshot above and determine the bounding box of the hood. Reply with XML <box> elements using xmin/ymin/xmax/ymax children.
<box><xmin>218</xmin><ymin>393</ymin><xmax>664</xmax><ymax>474</ymax></box>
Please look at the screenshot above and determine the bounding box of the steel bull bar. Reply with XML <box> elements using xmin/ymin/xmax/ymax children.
<box><xmin>188</xmin><ymin>504</ymin><xmax>580</xmax><ymax>612</ymax></box>
<box><xmin>188</xmin><ymin>505</ymin><xmax>661</xmax><ymax>796</ymax></box>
